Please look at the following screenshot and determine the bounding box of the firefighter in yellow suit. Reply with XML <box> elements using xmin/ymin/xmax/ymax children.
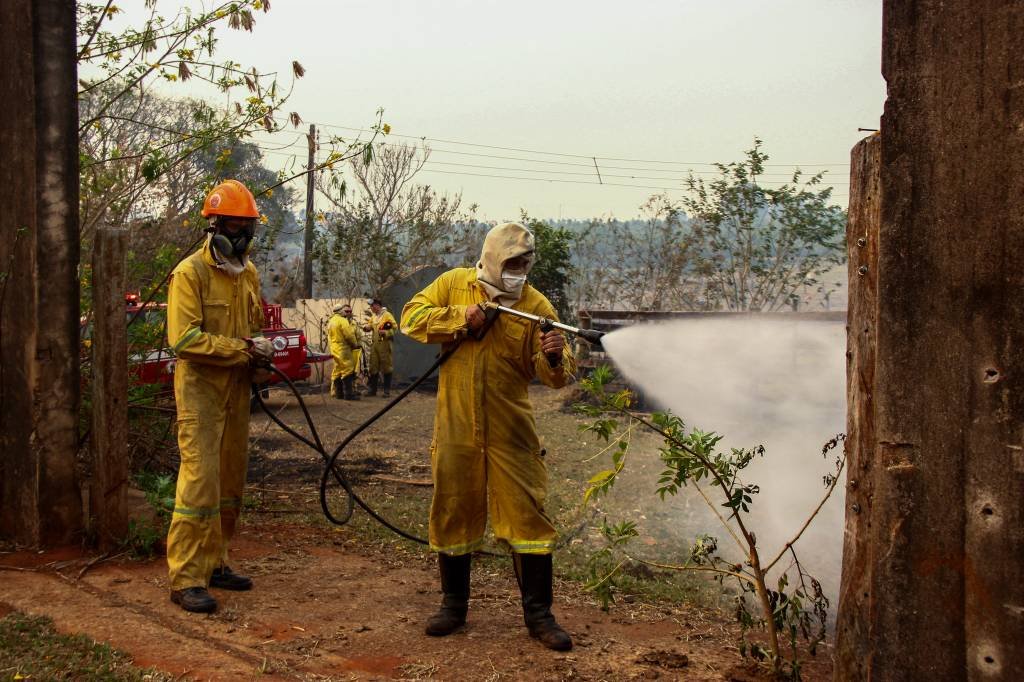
<box><xmin>365</xmin><ymin>298</ymin><xmax>397</xmax><ymax>397</ymax></box>
<box><xmin>400</xmin><ymin>222</ymin><xmax>575</xmax><ymax>651</ymax></box>
<box><xmin>165</xmin><ymin>180</ymin><xmax>274</xmax><ymax>613</ymax></box>
<box><xmin>328</xmin><ymin>303</ymin><xmax>361</xmax><ymax>400</ymax></box>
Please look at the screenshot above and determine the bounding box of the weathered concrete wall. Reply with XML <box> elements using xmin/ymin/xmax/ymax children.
<box><xmin>836</xmin><ymin>2</ymin><xmax>1024</xmax><ymax>679</ymax></box>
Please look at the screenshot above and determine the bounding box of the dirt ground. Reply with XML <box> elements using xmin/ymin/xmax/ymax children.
<box><xmin>0</xmin><ymin>385</ymin><xmax>834</xmax><ymax>681</ymax></box>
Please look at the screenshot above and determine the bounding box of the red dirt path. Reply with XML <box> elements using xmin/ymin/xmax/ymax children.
<box><xmin>0</xmin><ymin>521</ymin><xmax>831</xmax><ymax>681</ymax></box>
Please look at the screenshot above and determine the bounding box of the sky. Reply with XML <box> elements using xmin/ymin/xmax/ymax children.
<box><xmin>117</xmin><ymin>0</ymin><xmax>885</xmax><ymax>221</ymax></box>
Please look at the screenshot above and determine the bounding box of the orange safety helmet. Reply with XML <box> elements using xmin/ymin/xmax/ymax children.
<box><xmin>201</xmin><ymin>179</ymin><xmax>260</xmax><ymax>219</ymax></box>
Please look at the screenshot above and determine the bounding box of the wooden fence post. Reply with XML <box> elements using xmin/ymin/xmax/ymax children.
<box><xmin>91</xmin><ymin>227</ymin><xmax>129</xmax><ymax>549</ymax></box>
<box><xmin>835</xmin><ymin>133</ymin><xmax>880</xmax><ymax>678</ymax></box>
<box><xmin>835</xmin><ymin>2</ymin><xmax>1024</xmax><ymax>678</ymax></box>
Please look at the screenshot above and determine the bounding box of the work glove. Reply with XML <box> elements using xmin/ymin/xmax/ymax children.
<box><xmin>380</xmin><ymin>321</ymin><xmax>393</xmax><ymax>331</ymax></box>
<box><xmin>247</xmin><ymin>336</ymin><xmax>274</xmax><ymax>366</ymax></box>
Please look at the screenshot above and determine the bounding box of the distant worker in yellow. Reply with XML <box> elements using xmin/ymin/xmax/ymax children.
<box><xmin>352</xmin><ymin>315</ymin><xmax>366</xmax><ymax>386</ymax></box>
<box><xmin>364</xmin><ymin>297</ymin><xmax>397</xmax><ymax>398</ymax></box>
<box><xmin>165</xmin><ymin>180</ymin><xmax>273</xmax><ymax>613</ymax></box>
<box><xmin>328</xmin><ymin>303</ymin><xmax>362</xmax><ymax>401</ymax></box>
<box><xmin>400</xmin><ymin>222</ymin><xmax>576</xmax><ymax>651</ymax></box>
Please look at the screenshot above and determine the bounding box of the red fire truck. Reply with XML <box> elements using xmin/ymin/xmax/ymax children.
<box><xmin>125</xmin><ymin>293</ymin><xmax>329</xmax><ymax>386</ymax></box>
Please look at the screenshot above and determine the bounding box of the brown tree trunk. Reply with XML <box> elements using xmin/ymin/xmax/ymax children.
<box><xmin>0</xmin><ymin>0</ymin><xmax>42</xmax><ymax>545</ymax></box>
<box><xmin>836</xmin><ymin>2</ymin><xmax>1024</xmax><ymax>679</ymax></box>
<box><xmin>0</xmin><ymin>0</ymin><xmax>81</xmax><ymax>546</ymax></box>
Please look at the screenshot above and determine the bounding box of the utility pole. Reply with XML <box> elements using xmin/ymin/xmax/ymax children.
<box><xmin>302</xmin><ymin>123</ymin><xmax>316</xmax><ymax>298</ymax></box>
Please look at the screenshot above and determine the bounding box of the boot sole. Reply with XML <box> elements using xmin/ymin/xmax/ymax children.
<box><xmin>208</xmin><ymin>581</ymin><xmax>252</xmax><ymax>591</ymax></box>
<box><xmin>528</xmin><ymin>630</ymin><xmax>573</xmax><ymax>651</ymax></box>
<box><xmin>425</xmin><ymin>623</ymin><xmax>466</xmax><ymax>637</ymax></box>
<box><xmin>170</xmin><ymin>593</ymin><xmax>217</xmax><ymax>613</ymax></box>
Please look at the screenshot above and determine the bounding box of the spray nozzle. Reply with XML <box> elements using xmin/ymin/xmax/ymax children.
<box><xmin>577</xmin><ymin>328</ymin><xmax>605</xmax><ymax>350</ymax></box>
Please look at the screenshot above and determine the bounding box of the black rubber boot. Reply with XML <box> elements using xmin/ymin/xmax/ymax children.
<box><xmin>382</xmin><ymin>373</ymin><xmax>393</xmax><ymax>398</ymax></box>
<box><xmin>209</xmin><ymin>566</ymin><xmax>253</xmax><ymax>591</ymax></box>
<box><xmin>425</xmin><ymin>553</ymin><xmax>471</xmax><ymax>636</ymax></box>
<box><xmin>331</xmin><ymin>377</ymin><xmax>344</xmax><ymax>399</ymax></box>
<box><xmin>343</xmin><ymin>375</ymin><xmax>361</xmax><ymax>401</ymax></box>
<box><xmin>170</xmin><ymin>587</ymin><xmax>217</xmax><ymax>613</ymax></box>
<box><xmin>514</xmin><ymin>553</ymin><xmax>573</xmax><ymax>651</ymax></box>
<box><xmin>367</xmin><ymin>374</ymin><xmax>379</xmax><ymax>397</ymax></box>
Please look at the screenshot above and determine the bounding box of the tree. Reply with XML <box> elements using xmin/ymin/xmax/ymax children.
<box><xmin>567</xmin><ymin>198</ymin><xmax>701</xmax><ymax>314</ymax></box>
<box><xmin>76</xmin><ymin>0</ymin><xmax>386</xmax><ymax>308</ymax></box>
<box><xmin>77</xmin><ymin>0</ymin><xmax>307</xmax><ymax>251</ymax></box>
<box><xmin>519</xmin><ymin>214</ymin><xmax>573</xmax><ymax>322</ymax></box>
<box><xmin>678</xmin><ymin>138</ymin><xmax>846</xmax><ymax>312</ymax></box>
<box><xmin>314</xmin><ymin>141</ymin><xmax>477</xmax><ymax>296</ymax></box>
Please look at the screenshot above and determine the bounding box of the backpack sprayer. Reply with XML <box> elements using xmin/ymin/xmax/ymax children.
<box><xmin>253</xmin><ymin>303</ymin><xmax>605</xmax><ymax>544</ymax></box>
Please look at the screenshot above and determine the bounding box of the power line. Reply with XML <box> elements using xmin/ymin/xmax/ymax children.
<box><xmin>246</xmin><ymin>125</ymin><xmax>851</xmax><ymax>201</ymax></box>
<box><xmin>246</xmin><ymin>123</ymin><xmax>854</xmax><ymax>177</ymax></box>
<box><xmin>308</xmin><ymin>121</ymin><xmax>851</xmax><ymax>169</ymax></box>
<box><xmin>416</xmin><ymin>147</ymin><xmax>847</xmax><ymax>178</ymax></box>
<box><xmin>249</xmin><ymin>132</ymin><xmax>306</xmax><ymax>151</ymax></box>
<box><xmin>249</xmin><ymin>147</ymin><xmax>850</xmax><ymax>202</ymax></box>
<box><xmin>252</xmin><ymin>140</ymin><xmax>850</xmax><ymax>180</ymax></box>
<box><xmin>416</xmin><ymin>167</ymin><xmax>848</xmax><ymax>198</ymax></box>
<box><xmin>418</xmin><ymin>159</ymin><xmax>849</xmax><ymax>187</ymax></box>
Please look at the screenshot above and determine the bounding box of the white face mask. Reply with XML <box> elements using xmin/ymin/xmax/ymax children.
<box><xmin>501</xmin><ymin>270</ymin><xmax>528</xmax><ymax>291</ymax></box>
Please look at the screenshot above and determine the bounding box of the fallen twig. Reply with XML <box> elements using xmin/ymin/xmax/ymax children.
<box><xmin>77</xmin><ymin>550</ymin><xmax>129</xmax><ymax>580</ymax></box>
<box><xmin>372</xmin><ymin>474</ymin><xmax>432</xmax><ymax>487</ymax></box>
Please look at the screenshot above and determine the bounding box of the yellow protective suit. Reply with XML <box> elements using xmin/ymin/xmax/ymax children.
<box><xmin>328</xmin><ymin>313</ymin><xmax>359</xmax><ymax>381</ymax></box>
<box><xmin>368</xmin><ymin>309</ymin><xmax>398</xmax><ymax>375</ymax></box>
<box><xmin>165</xmin><ymin>242</ymin><xmax>264</xmax><ymax>591</ymax></box>
<box><xmin>401</xmin><ymin>267</ymin><xmax>575</xmax><ymax>555</ymax></box>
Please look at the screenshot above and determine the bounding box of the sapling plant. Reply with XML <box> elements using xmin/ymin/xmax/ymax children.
<box><xmin>576</xmin><ymin>364</ymin><xmax>845</xmax><ymax>679</ymax></box>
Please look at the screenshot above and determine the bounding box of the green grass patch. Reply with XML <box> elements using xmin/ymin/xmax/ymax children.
<box><xmin>0</xmin><ymin>611</ymin><xmax>171</xmax><ymax>681</ymax></box>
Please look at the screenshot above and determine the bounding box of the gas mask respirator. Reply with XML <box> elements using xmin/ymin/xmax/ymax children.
<box><xmin>210</xmin><ymin>219</ymin><xmax>255</xmax><ymax>260</ymax></box>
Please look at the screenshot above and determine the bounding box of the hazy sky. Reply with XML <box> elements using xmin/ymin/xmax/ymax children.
<box><xmin>139</xmin><ymin>0</ymin><xmax>886</xmax><ymax>220</ymax></box>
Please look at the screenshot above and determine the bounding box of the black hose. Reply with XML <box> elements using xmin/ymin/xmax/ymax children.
<box><xmin>317</xmin><ymin>348</ymin><xmax>456</xmax><ymax>539</ymax></box>
<box><xmin>254</xmin><ymin>367</ymin><xmax>355</xmax><ymax>524</ymax></box>
<box><xmin>254</xmin><ymin>349</ymin><xmax>457</xmax><ymax>545</ymax></box>
<box><xmin>253</xmin><ymin>310</ymin><xmax>590</xmax><ymax>550</ymax></box>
